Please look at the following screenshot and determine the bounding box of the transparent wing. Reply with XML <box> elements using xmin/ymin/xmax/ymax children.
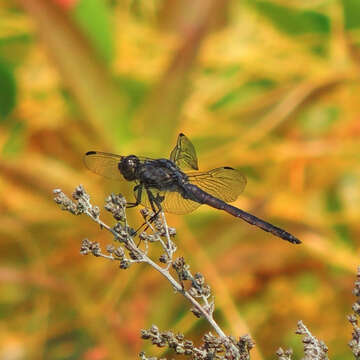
<box><xmin>83</xmin><ymin>151</ymin><xmax>126</xmax><ymax>181</ymax></box>
<box><xmin>169</xmin><ymin>133</ymin><xmax>199</xmax><ymax>171</ymax></box>
<box><xmin>140</xmin><ymin>189</ymin><xmax>201</xmax><ymax>215</ymax></box>
<box><xmin>187</xmin><ymin>167</ymin><xmax>247</xmax><ymax>203</ymax></box>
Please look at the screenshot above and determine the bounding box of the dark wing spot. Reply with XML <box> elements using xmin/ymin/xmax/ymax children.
<box><xmin>85</xmin><ymin>151</ymin><xmax>97</xmax><ymax>155</ymax></box>
<box><xmin>223</xmin><ymin>166</ymin><xmax>234</xmax><ymax>170</ymax></box>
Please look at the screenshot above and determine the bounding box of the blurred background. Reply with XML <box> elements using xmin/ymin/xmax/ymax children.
<box><xmin>1</xmin><ymin>0</ymin><xmax>360</xmax><ymax>359</ymax></box>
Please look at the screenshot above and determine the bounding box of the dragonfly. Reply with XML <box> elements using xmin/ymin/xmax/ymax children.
<box><xmin>84</xmin><ymin>133</ymin><xmax>300</xmax><ymax>244</ymax></box>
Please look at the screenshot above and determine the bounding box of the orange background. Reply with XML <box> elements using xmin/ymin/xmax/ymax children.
<box><xmin>1</xmin><ymin>1</ymin><xmax>360</xmax><ymax>359</ymax></box>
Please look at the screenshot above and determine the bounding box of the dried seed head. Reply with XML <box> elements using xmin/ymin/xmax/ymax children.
<box><xmin>90</xmin><ymin>206</ymin><xmax>100</xmax><ymax>219</ymax></box>
<box><xmin>159</xmin><ymin>254</ymin><xmax>169</xmax><ymax>264</ymax></box>
<box><xmin>53</xmin><ymin>189</ymin><xmax>80</xmax><ymax>214</ymax></box>
<box><xmin>105</xmin><ymin>193</ymin><xmax>126</xmax><ymax>220</ymax></box>
<box><xmin>139</xmin><ymin>231</ymin><xmax>148</xmax><ymax>241</ymax></box>
<box><xmin>80</xmin><ymin>238</ymin><xmax>92</xmax><ymax>255</ymax></box>
<box><xmin>114</xmin><ymin>247</ymin><xmax>125</xmax><ymax>258</ymax></box>
<box><xmin>129</xmin><ymin>249</ymin><xmax>142</xmax><ymax>261</ymax></box>
<box><xmin>194</xmin><ymin>272</ymin><xmax>204</xmax><ymax>286</ymax></box>
<box><xmin>150</xmin><ymin>325</ymin><xmax>159</xmax><ymax>335</ymax></box>
<box><xmin>190</xmin><ymin>306</ymin><xmax>203</xmax><ymax>318</ymax></box>
<box><xmin>141</xmin><ymin>330</ymin><xmax>151</xmax><ymax>340</ymax></box>
<box><xmin>72</xmin><ymin>184</ymin><xmax>86</xmax><ymax>200</ymax></box>
<box><xmin>119</xmin><ymin>259</ymin><xmax>130</xmax><ymax>269</ymax></box>
<box><xmin>80</xmin><ymin>239</ymin><xmax>101</xmax><ymax>256</ymax></box>
<box><xmin>140</xmin><ymin>208</ymin><xmax>150</xmax><ymax>218</ymax></box>
<box><xmin>106</xmin><ymin>244</ymin><xmax>115</xmax><ymax>254</ymax></box>
<box><xmin>167</xmin><ymin>227</ymin><xmax>177</xmax><ymax>236</ymax></box>
<box><xmin>353</xmin><ymin>302</ymin><xmax>360</xmax><ymax>314</ymax></box>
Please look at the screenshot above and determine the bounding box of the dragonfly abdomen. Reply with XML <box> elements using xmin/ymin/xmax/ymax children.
<box><xmin>183</xmin><ymin>183</ymin><xmax>300</xmax><ymax>245</ymax></box>
<box><xmin>222</xmin><ymin>203</ymin><xmax>301</xmax><ymax>244</ymax></box>
<box><xmin>181</xmin><ymin>183</ymin><xmax>226</xmax><ymax>207</ymax></box>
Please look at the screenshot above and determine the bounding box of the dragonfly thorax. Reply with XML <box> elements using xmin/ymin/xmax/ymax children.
<box><xmin>137</xmin><ymin>159</ymin><xmax>188</xmax><ymax>191</ymax></box>
<box><xmin>118</xmin><ymin>155</ymin><xmax>140</xmax><ymax>181</ymax></box>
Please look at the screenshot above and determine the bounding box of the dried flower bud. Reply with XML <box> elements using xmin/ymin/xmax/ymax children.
<box><xmin>190</xmin><ymin>306</ymin><xmax>203</xmax><ymax>318</ymax></box>
<box><xmin>159</xmin><ymin>254</ymin><xmax>169</xmax><ymax>264</ymax></box>
<box><xmin>140</xmin><ymin>208</ymin><xmax>150</xmax><ymax>218</ymax></box>
<box><xmin>119</xmin><ymin>259</ymin><xmax>130</xmax><ymax>269</ymax></box>
<box><xmin>127</xmin><ymin>226</ymin><xmax>137</xmax><ymax>237</ymax></box>
<box><xmin>90</xmin><ymin>206</ymin><xmax>100</xmax><ymax>219</ymax></box>
<box><xmin>150</xmin><ymin>325</ymin><xmax>159</xmax><ymax>335</ymax></box>
<box><xmin>154</xmin><ymin>219</ymin><xmax>162</xmax><ymax>231</ymax></box>
<box><xmin>113</xmin><ymin>222</ymin><xmax>123</xmax><ymax>233</ymax></box>
<box><xmin>188</xmin><ymin>287</ymin><xmax>197</xmax><ymax>297</ymax></box>
<box><xmin>194</xmin><ymin>272</ymin><xmax>204</xmax><ymax>286</ymax></box>
<box><xmin>175</xmin><ymin>345</ymin><xmax>185</xmax><ymax>354</ymax></box>
<box><xmin>53</xmin><ymin>189</ymin><xmax>80</xmax><ymax>214</ymax></box>
<box><xmin>353</xmin><ymin>302</ymin><xmax>360</xmax><ymax>314</ymax></box>
<box><xmin>129</xmin><ymin>249</ymin><xmax>142</xmax><ymax>261</ymax></box>
<box><xmin>80</xmin><ymin>238</ymin><xmax>92</xmax><ymax>255</ymax></box>
<box><xmin>105</xmin><ymin>193</ymin><xmax>126</xmax><ymax>221</ymax></box>
<box><xmin>172</xmin><ymin>257</ymin><xmax>191</xmax><ymax>281</ymax></box>
<box><xmin>79</xmin><ymin>238</ymin><xmax>101</xmax><ymax>256</ymax></box>
<box><xmin>138</xmin><ymin>232</ymin><xmax>147</xmax><ymax>240</ymax></box>
<box><xmin>106</xmin><ymin>244</ymin><xmax>115</xmax><ymax>253</ymax></box>
<box><xmin>72</xmin><ymin>185</ymin><xmax>86</xmax><ymax>200</ymax></box>
<box><xmin>237</xmin><ymin>334</ymin><xmax>255</xmax><ymax>354</ymax></box>
<box><xmin>202</xmin><ymin>284</ymin><xmax>211</xmax><ymax>297</ymax></box>
<box><xmin>114</xmin><ymin>247</ymin><xmax>125</xmax><ymax>258</ymax></box>
<box><xmin>90</xmin><ymin>242</ymin><xmax>101</xmax><ymax>257</ymax></box>
<box><xmin>141</xmin><ymin>330</ymin><xmax>151</xmax><ymax>339</ymax></box>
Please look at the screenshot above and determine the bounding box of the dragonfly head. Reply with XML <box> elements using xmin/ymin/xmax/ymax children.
<box><xmin>118</xmin><ymin>155</ymin><xmax>140</xmax><ymax>181</ymax></box>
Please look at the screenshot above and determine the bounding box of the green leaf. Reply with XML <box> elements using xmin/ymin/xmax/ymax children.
<box><xmin>0</xmin><ymin>58</ymin><xmax>17</xmax><ymax>120</ymax></box>
<box><xmin>333</xmin><ymin>223</ymin><xmax>352</xmax><ymax>247</ymax></box>
<box><xmin>342</xmin><ymin>0</ymin><xmax>360</xmax><ymax>29</ymax></box>
<box><xmin>0</xmin><ymin>33</ymin><xmax>33</xmax><ymax>66</ymax></box>
<box><xmin>326</xmin><ymin>186</ymin><xmax>342</xmax><ymax>213</ymax></box>
<box><xmin>73</xmin><ymin>0</ymin><xmax>114</xmax><ymax>63</ymax></box>
<box><xmin>298</xmin><ymin>105</ymin><xmax>340</xmax><ymax>135</ymax></box>
<box><xmin>296</xmin><ymin>272</ymin><xmax>319</xmax><ymax>294</ymax></box>
<box><xmin>203</xmin><ymin>64</ymin><xmax>241</xmax><ymax>78</ymax></box>
<box><xmin>116</xmin><ymin>75</ymin><xmax>149</xmax><ymax>114</ymax></box>
<box><xmin>21</xmin><ymin>0</ymin><xmax>127</xmax><ymax>145</ymax></box>
<box><xmin>2</xmin><ymin>121</ymin><xmax>25</xmax><ymax>156</ymax></box>
<box><xmin>113</xmin><ymin>75</ymin><xmax>149</xmax><ymax>138</ymax></box>
<box><xmin>209</xmin><ymin>78</ymin><xmax>275</xmax><ymax>111</ymax></box>
<box><xmin>249</xmin><ymin>1</ymin><xmax>330</xmax><ymax>35</ymax></box>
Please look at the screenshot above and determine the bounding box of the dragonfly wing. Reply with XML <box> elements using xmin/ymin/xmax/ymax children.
<box><xmin>187</xmin><ymin>167</ymin><xmax>247</xmax><ymax>203</ymax></box>
<box><xmin>169</xmin><ymin>133</ymin><xmax>199</xmax><ymax>171</ymax></box>
<box><xmin>83</xmin><ymin>151</ymin><xmax>126</xmax><ymax>181</ymax></box>
<box><xmin>140</xmin><ymin>189</ymin><xmax>201</xmax><ymax>215</ymax></box>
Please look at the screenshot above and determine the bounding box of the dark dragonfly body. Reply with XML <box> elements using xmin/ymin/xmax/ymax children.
<box><xmin>84</xmin><ymin>134</ymin><xmax>301</xmax><ymax>245</ymax></box>
<box><xmin>181</xmin><ymin>182</ymin><xmax>300</xmax><ymax>244</ymax></box>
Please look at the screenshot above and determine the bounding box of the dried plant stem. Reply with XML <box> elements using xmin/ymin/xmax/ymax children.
<box><xmin>84</xmin><ymin>201</ymin><xmax>227</xmax><ymax>338</ymax></box>
<box><xmin>54</xmin><ymin>186</ymin><xmax>256</xmax><ymax>359</ymax></box>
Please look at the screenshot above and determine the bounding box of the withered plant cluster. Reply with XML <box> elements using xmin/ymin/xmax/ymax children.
<box><xmin>54</xmin><ymin>185</ymin><xmax>360</xmax><ymax>360</ymax></box>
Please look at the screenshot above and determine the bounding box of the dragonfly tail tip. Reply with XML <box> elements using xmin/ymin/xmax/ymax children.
<box><xmin>291</xmin><ymin>237</ymin><xmax>301</xmax><ymax>245</ymax></box>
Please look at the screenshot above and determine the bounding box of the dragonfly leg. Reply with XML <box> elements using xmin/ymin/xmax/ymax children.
<box><xmin>145</xmin><ymin>188</ymin><xmax>163</xmax><ymax>223</ymax></box>
<box><xmin>133</xmin><ymin>188</ymin><xmax>162</xmax><ymax>237</ymax></box>
<box><xmin>126</xmin><ymin>184</ymin><xmax>143</xmax><ymax>208</ymax></box>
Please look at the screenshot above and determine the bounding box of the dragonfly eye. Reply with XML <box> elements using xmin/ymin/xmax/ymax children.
<box><xmin>118</xmin><ymin>155</ymin><xmax>139</xmax><ymax>181</ymax></box>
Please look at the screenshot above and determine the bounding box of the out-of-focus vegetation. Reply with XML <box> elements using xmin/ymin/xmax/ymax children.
<box><xmin>1</xmin><ymin>0</ymin><xmax>360</xmax><ymax>359</ymax></box>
